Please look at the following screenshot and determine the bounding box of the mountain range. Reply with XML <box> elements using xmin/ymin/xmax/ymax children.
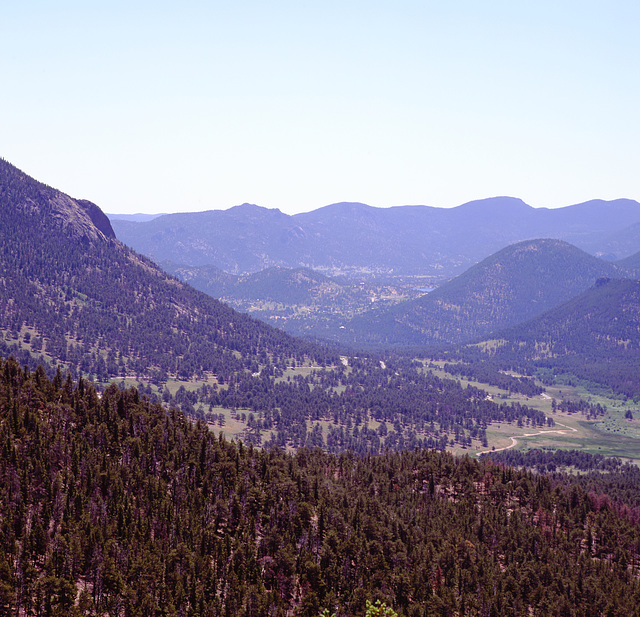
<box><xmin>0</xmin><ymin>157</ymin><xmax>330</xmax><ymax>387</ymax></box>
<box><xmin>2</xmin><ymin>157</ymin><xmax>557</xmax><ymax>454</ymax></box>
<box><xmin>110</xmin><ymin>197</ymin><xmax>640</xmax><ymax>279</ymax></box>
<box><xmin>6</xmin><ymin>153</ymin><xmax>639</xmax><ymax>376</ymax></box>
<box><xmin>5</xmin><ymin>154</ymin><xmax>640</xmax><ymax>409</ymax></box>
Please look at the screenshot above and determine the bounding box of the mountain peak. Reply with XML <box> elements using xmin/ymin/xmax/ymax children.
<box><xmin>344</xmin><ymin>237</ymin><xmax>621</xmax><ymax>347</ymax></box>
<box><xmin>300</xmin><ymin>201</ymin><xmax>375</xmax><ymax>217</ymax></box>
<box><xmin>453</xmin><ymin>196</ymin><xmax>533</xmax><ymax>214</ymax></box>
<box><xmin>227</xmin><ymin>203</ymin><xmax>286</xmax><ymax>215</ymax></box>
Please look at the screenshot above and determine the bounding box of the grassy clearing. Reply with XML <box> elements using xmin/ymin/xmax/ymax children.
<box><xmin>205</xmin><ymin>407</ymin><xmax>249</xmax><ymax>440</ymax></box>
<box><xmin>554</xmin><ymin>382</ymin><xmax>640</xmax><ymax>439</ymax></box>
<box><xmin>197</xmin><ymin>360</ymin><xmax>640</xmax><ymax>459</ymax></box>
<box><xmin>424</xmin><ymin>360</ymin><xmax>640</xmax><ymax>460</ymax></box>
<box><xmin>277</xmin><ymin>365</ymin><xmax>321</xmax><ymax>381</ymax></box>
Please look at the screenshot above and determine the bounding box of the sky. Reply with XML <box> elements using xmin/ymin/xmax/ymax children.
<box><xmin>2</xmin><ymin>1</ymin><xmax>639</xmax><ymax>215</ymax></box>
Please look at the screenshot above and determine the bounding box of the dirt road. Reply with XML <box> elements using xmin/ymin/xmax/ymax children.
<box><xmin>476</xmin><ymin>422</ymin><xmax>577</xmax><ymax>455</ymax></box>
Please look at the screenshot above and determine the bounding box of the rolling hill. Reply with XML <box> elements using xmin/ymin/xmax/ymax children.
<box><xmin>162</xmin><ymin>263</ymin><xmax>349</xmax><ymax>305</ymax></box>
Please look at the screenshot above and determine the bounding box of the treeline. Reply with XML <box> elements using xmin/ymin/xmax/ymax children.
<box><xmin>2</xmin><ymin>357</ymin><xmax>640</xmax><ymax>615</ymax></box>
<box><xmin>553</xmin><ymin>396</ymin><xmax>608</xmax><ymax>419</ymax></box>
<box><xmin>482</xmin><ymin>448</ymin><xmax>625</xmax><ymax>473</ymax></box>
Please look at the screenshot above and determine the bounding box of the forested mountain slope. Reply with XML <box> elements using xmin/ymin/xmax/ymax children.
<box><xmin>464</xmin><ymin>278</ymin><xmax>640</xmax><ymax>397</ymax></box>
<box><xmin>338</xmin><ymin>239</ymin><xmax>623</xmax><ymax>347</ymax></box>
<box><xmin>2</xmin><ymin>358</ymin><xmax>640</xmax><ymax>616</ymax></box>
<box><xmin>0</xmin><ymin>157</ymin><xmax>333</xmax><ymax>384</ymax></box>
<box><xmin>111</xmin><ymin>197</ymin><xmax>640</xmax><ymax>279</ymax></box>
<box><xmin>616</xmin><ymin>247</ymin><xmax>640</xmax><ymax>277</ymax></box>
<box><xmin>0</xmin><ymin>157</ymin><xmax>556</xmax><ymax>453</ymax></box>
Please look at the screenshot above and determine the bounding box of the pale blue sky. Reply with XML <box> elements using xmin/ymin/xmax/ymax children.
<box><xmin>2</xmin><ymin>1</ymin><xmax>638</xmax><ymax>214</ymax></box>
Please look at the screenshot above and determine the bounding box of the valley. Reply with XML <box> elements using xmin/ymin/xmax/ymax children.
<box><xmin>159</xmin><ymin>263</ymin><xmax>437</xmax><ymax>338</ymax></box>
<box><xmin>3</xmin><ymin>156</ymin><xmax>640</xmax><ymax>461</ymax></box>
<box><xmin>4</xmin><ymin>157</ymin><xmax>640</xmax><ymax>614</ymax></box>
<box><xmin>111</xmin><ymin>203</ymin><xmax>640</xmax><ymax>345</ymax></box>
<box><xmin>69</xmin><ymin>350</ymin><xmax>640</xmax><ymax>462</ymax></box>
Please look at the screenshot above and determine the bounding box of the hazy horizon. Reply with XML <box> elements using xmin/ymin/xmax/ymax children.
<box><xmin>3</xmin><ymin>1</ymin><xmax>638</xmax><ymax>215</ymax></box>
<box><xmin>105</xmin><ymin>195</ymin><xmax>640</xmax><ymax>219</ymax></box>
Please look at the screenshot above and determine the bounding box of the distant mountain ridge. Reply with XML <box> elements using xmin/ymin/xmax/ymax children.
<box><xmin>107</xmin><ymin>212</ymin><xmax>167</xmax><ymax>222</ymax></box>
<box><xmin>110</xmin><ymin>197</ymin><xmax>640</xmax><ymax>278</ymax></box>
<box><xmin>162</xmin><ymin>263</ymin><xmax>349</xmax><ymax>304</ymax></box>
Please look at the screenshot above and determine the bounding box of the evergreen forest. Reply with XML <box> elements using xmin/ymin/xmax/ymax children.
<box><xmin>2</xmin><ymin>358</ymin><xmax>640</xmax><ymax>616</ymax></box>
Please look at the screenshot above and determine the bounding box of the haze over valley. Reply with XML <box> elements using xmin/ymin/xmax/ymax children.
<box><xmin>109</xmin><ymin>198</ymin><xmax>640</xmax><ymax>343</ymax></box>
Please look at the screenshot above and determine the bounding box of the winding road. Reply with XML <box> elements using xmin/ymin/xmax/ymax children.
<box><xmin>476</xmin><ymin>422</ymin><xmax>578</xmax><ymax>456</ymax></box>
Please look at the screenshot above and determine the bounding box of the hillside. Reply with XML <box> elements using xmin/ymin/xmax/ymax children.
<box><xmin>2</xmin><ymin>358</ymin><xmax>640</xmax><ymax>616</ymax></box>
<box><xmin>162</xmin><ymin>264</ymin><xmax>349</xmax><ymax>305</ymax></box>
<box><xmin>112</xmin><ymin>204</ymin><xmax>298</xmax><ymax>273</ymax></box>
<box><xmin>111</xmin><ymin>197</ymin><xmax>640</xmax><ymax>279</ymax></box>
<box><xmin>0</xmin><ymin>157</ymin><xmax>333</xmax><ymax>386</ymax></box>
<box><xmin>159</xmin><ymin>261</ymin><xmax>239</xmax><ymax>298</ymax></box>
<box><xmin>337</xmin><ymin>239</ymin><xmax>624</xmax><ymax>347</ymax></box>
<box><xmin>616</xmin><ymin>246</ymin><xmax>640</xmax><ymax>277</ymax></box>
<box><xmin>466</xmin><ymin>278</ymin><xmax>640</xmax><ymax>397</ymax></box>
